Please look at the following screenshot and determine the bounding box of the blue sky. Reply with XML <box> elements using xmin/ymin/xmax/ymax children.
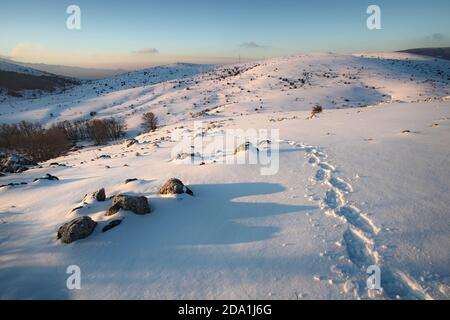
<box><xmin>0</xmin><ymin>0</ymin><xmax>449</xmax><ymax>68</ymax></box>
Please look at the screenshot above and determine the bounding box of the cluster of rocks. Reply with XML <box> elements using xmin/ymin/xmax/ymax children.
<box><xmin>57</xmin><ymin>178</ymin><xmax>194</xmax><ymax>244</ymax></box>
<box><xmin>0</xmin><ymin>153</ymin><xmax>36</xmax><ymax>174</ymax></box>
<box><xmin>0</xmin><ymin>181</ymin><xmax>28</xmax><ymax>189</ymax></box>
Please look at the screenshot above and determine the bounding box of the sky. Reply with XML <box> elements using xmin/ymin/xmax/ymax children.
<box><xmin>0</xmin><ymin>0</ymin><xmax>449</xmax><ymax>70</ymax></box>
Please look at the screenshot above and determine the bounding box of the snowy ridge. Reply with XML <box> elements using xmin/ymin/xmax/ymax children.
<box><xmin>0</xmin><ymin>60</ymin><xmax>48</xmax><ymax>77</ymax></box>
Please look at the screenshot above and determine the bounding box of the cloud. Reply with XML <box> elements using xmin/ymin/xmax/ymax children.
<box><xmin>10</xmin><ymin>43</ymin><xmax>53</xmax><ymax>62</ymax></box>
<box><xmin>240</xmin><ymin>42</ymin><xmax>267</xmax><ymax>49</ymax></box>
<box><xmin>133</xmin><ymin>48</ymin><xmax>159</xmax><ymax>55</ymax></box>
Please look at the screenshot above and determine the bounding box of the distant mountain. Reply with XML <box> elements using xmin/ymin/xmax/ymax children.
<box><xmin>0</xmin><ymin>60</ymin><xmax>79</xmax><ymax>98</ymax></box>
<box><xmin>0</xmin><ymin>58</ymin><xmax>124</xmax><ymax>80</ymax></box>
<box><xmin>398</xmin><ymin>47</ymin><xmax>450</xmax><ymax>60</ymax></box>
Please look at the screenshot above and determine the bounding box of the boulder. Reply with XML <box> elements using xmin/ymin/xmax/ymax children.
<box><xmin>92</xmin><ymin>188</ymin><xmax>106</xmax><ymax>202</ymax></box>
<box><xmin>159</xmin><ymin>178</ymin><xmax>194</xmax><ymax>196</ymax></box>
<box><xmin>57</xmin><ymin>216</ymin><xmax>97</xmax><ymax>244</ymax></box>
<box><xmin>106</xmin><ymin>194</ymin><xmax>150</xmax><ymax>216</ymax></box>
<box><xmin>102</xmin><ymin>220</ymin><xmax>122</xmax><ymax>233</ymax></box>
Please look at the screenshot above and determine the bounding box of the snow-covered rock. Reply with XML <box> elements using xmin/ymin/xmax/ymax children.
<box><xmin>57</xmin><ymin>216</ymin><xmax>97</xmax><ymax>244</ymax></box>
<box><xmin>159</xmin><ymin>178</ymin><xmax>194</xmax><ymax>196</ymax></box>
<box><xmin>108</xmin><ymin>194</ymin><xmax>151</xmax><ymax>215</ymax></box>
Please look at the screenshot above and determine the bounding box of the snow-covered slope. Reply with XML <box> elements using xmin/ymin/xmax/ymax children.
<box><xmin>0</xmin><ymin>53</ymin><xmax>449</xmax><ymax>300</ymax></box>
<box><xmin>0</xmin><ymin>53</ymin><xmax>448</xmax><ymax>135</ymax></box>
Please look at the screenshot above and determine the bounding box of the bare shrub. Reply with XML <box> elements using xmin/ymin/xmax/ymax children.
<box><xmin>312</xmin><ymin>105</ymin><xmax>323</xmax><ymax>115</ymax></box>
<box><xmin>1</xmin><ymin>117</ymin><xmax>125</xmax><ymax>162</ymax></box>
<box><xmin>85</xmin><ymin>118</ymin><xmax>126</xmax><ymax>145</ymax></box>
<box><xmin>142</xmin><ymin>112</ymin><xmax>158</xmax><ymax>132</ymax></box>
<box><xmin>1</xmin><ymin>121</ymin><xmax>71</xmax><ymax>162</ymax></box>
<box><xmin>307</xmin><ymin>105</ymin><xmax>323</xmax><ymax>119</ymax></box>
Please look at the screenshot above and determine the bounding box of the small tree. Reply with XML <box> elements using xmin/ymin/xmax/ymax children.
<box><xmin>142</xmin><ymin>112</ymin><xmax>158</xmax><ymax>132</ymax></box>
<box><xmin>312</xmin><ymin>105</ymin><xmax>323</xmax><ymax>115</ymax></box>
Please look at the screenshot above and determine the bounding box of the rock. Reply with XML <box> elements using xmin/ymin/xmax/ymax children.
<box><xmin>159</xmin><ymin>178</ymin><xmax>194</xmax><ymax>196</ymax></box>
<box><xmin>15</xmin><ymin>167</ymin><xmax>29</xmax><ymax>173</ymax></box>
<box><xmin>258</xmin><ymin>140</ymin><xmax>271</xmax><ymax>147</ymax></box>
<box><xmin>0</xmin><ymin>182</ymin><xmax>28</xmax><ymax>188</ymax></box>
<box><xmin>98</xmin><ymin>155</ymin><xmax>111</xmax><ymax>159</ymax></box>
<box><xmin>57</xmin><ymin>216</ymin><xmax>97</xmax><ymax>244</ymax></box>
<box><xmin>33</xmin><ymin>173</ymin><xmax>59</xmax><ymax>182</ymax></box>
<box><xmin>0</xmin><ymin>153</ymin><xmax>36</xmax><ymax>174</ymax></box>
<box><xmin>234</xmin><ymin>142</ymin><xmax>259</xmax><ymax>154</ymax></box>
<box><xmin>176</xmin><ymin>152</ymin><xmax>201</xmax><ymax>160</ymax></box>
<box><xmin>102</xmin><ymin>220</ymin><xmax>122</xmax><ymax>233</ymax></box>
<box><xmin>106</xmin><ymin>202</ymin><xmax>122</xmax><ymax>216</ymax></box>
<box><xmin>92</xmin><ymin>188</ymin><xmax>106</xmax><ymax>202</ymax></box>
<box><xmin>125</xmin><ymin>139</ymin><xmax>138</xmax><ymax>148</ymax></box>
<box><xmin>125</xmin><ymin>178</ymin><xmax>138</xmax><ymax>184</ymax></box>
<box><xmin>107</xmin><ymin>194</ymin><xmax>151</xmax><ymax>215</ymax></box>
<box><xmin>70</xmin><ymin>205</ymin><xmax>84</xmax><ymax>213</ymax></box>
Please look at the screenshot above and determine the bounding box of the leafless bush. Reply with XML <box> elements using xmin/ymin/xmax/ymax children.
<box><xmin>142</xmin><ymin>112</ymin><xmax>158</xmax><ymax>132</ymax></box>
<box><xmin>1</xmin><ymin>117</ymin><xmax>125</xmax><ymax>162</ymax></box>
<box><xmin>52</xmin><ymin>118</ymin><xmax>125</xmax><ymax>145</ymax></box>
<box><xmin>85</xmin><ymin>118</ymin><xmax>126</xmax><ymax>145</ymax></box>
<box><xmin>0</xmin><ymin>121</ymin><xmax>71</xmax><ymax>162</ymax></box>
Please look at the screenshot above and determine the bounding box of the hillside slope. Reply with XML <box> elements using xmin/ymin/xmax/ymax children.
<box><xmin>0</xmin><ymin>53</ymin><xmax>449</xmax><ymax>300</ymax></box>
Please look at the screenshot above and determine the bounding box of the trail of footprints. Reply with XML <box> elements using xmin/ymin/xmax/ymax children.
<box><xmin>289</xmin><ymin>141</ymin><xmax>432</xmax><ymax>300</ymax></box>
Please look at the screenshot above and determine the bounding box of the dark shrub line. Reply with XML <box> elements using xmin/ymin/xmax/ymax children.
<box><xmin>0</xmin><ymin>118</ymin><xmax>126</xmax><ymax>162</ymax></box>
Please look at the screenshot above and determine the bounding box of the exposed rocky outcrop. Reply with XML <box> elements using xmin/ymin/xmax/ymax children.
<box><xmin>159</xmin><ymin>178</ymin><xmax>194</xmax><ymax>196</ymax></box>
<box><xmin>0</xmin><ymin>153</ymin><xmax>36</xmax><ymax>173</ymax></box>
<box><xmin>0</xmin><ymin>182</ymin><xmax>28</xmax><ymax>188</ymax></box>
<box><xmin>57</xmin><ymin>216</ymin><xmax>97</xmax><ymax>244</ymax></box>
<box><xmin>33</xmin><ymin>173</ymin><xmax>59</xmax><ymax>182</ymax></box>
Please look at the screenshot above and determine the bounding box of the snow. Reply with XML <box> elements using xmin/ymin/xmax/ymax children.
<box><xmin>0</xmin><ymin>53</ymin><xmax>449</xmax><ymax>299</ymax></box>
